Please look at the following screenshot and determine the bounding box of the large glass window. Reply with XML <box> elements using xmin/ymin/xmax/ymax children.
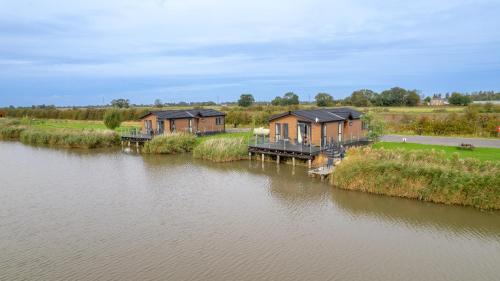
<box><xmin>275</xmin><ymin>123</ymin><xmax>281</xmax><ymax>140</ymax></box>
<box><xmin>338</xmin><ymin>122</ymin><xmax>343</xmax><ymax>142</ymax></box>
<box><xmin>283</xmin><ymin>123</ymin><xmax>289</xmax><ymax>139</ymax></box>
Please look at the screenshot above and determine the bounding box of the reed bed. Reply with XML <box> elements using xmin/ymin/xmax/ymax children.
<box><xmin>331</xmin><ymin>147</ymin><xmax>500</xmax><ymax>210</ymax></box>
<box><xmin>193</xmin><ymin>137</ymin><xmax>248</xmax><ymax>162</ymax></box>
<box><xmin>142</xmin><ymin>134</ymin><xmax>197</xmax><ymax>154</ymax></box>
<box><xmin>19</xmin><ymin>128</ymin><xmax>119</xmax><ymax>148</ymax></box>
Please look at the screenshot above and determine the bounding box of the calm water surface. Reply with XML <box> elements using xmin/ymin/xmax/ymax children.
<box><xmin>1</xmin><ymin>142</ymin><xmax>499</xmax><ymax>281</ymax></box>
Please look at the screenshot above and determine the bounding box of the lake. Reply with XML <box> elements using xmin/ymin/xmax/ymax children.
<box><xmin>1</xmin><ymin>141</ymin><xmax>499</xmax><ymax>281</ymax></box>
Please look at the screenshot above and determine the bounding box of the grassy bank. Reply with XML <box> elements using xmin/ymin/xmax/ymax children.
<box><xmin>331</xmin><ymin>147</ymin><xmax>500</xmax><ymax>210</ymax></box>
<box><xmin>193</xmin><ymin>137</ymin><xmax>248</xmax><ymax>162</ymax></box>
<box><xmin>142</xmin><ymin>134</ymin><xmax>197</xmax><ymax>154</ymax></box>
<box><xmin>0</xmin><ymin>118</ymin><xmax>121</xmax><ymax>148</ymax></box>
<box><xmin>373</xmin><ymin>142</ymin><xmax>500</xmax><ymax>162</ymax></box>
<box><xmin>20</xmin><ymin>128</ymin><xmax>119</xmax><ymax>148</ymax></box>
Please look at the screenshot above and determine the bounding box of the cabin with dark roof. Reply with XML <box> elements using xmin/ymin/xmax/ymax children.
<box><xmin>139</xmin><ymin>109</ymin><xmax>226</xmax><ymax>136</ymax></box>
<box><xmin>248</xmin><ymin>108</ymin><xmax>368</xmax><ymax>167</ymax></box>
<box><xmin>268</xmin><ymin>108</ymin><xmax>365</xmax><ymax>146</ymax></box>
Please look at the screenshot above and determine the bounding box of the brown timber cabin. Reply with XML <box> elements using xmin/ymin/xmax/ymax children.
<box><xmin>139</xmin><ymin>109</ymin><xmax>226</xmax><ymax>135</ymax></box>
<box><xmin>268</xmin><ymin>108</ymin><xmax>366</xmax><ymax>146</ymax></box>
<box><xmin>248</xmin><ymin>108</ymin><xmax>368</xmax><ymax>165</ymax></box>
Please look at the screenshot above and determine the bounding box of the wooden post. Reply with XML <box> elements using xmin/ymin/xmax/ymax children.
<box><xmin>261</xmin><ymin>153</ymin><xmax>265</xmax><ymax>162</ymax></box>
<box><xmin>292</xmin><ymin>157</ymin><xmax>295</xmax><ymax>166</ymax></box>
<box><xmin>248</xmin><ymin>152</ymin><xmax>252</xmax><ymax>160</ymax></box>
<box><xmin>136</xmin><ymin>141</ymin><xmax>139</xmax><ymax>148</ymax></box>
<box><xmin>277</xmin><ymin>155</ymin><xmax>280</xmax><ymax>164</ymax></box>
<box><xmin>308</xmin><ymin>159</ymin><xmax>312</xmax><ymax>169</ymax></box>
<box><xmin>128</xmin><ymin>141</ymin><xmax>131</xmax><ymax>147</ymax></box>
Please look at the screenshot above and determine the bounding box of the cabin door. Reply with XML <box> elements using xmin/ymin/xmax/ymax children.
<box><xmin>297</xmin><ymin>122</ymin><xmax>310</xmax><ymax>144</ymax></box>
<box><xmin>338</xmin><ymin>122</ymin><xmax>343</xmax><ymax>143</ymax></box>
<box><xmin>282</xmin><ymin>123</ymin><xmax>289</xmax><ymax>140</ymax></box>
<box><xmin>321</xmin><ymin>124</ymin><xmax>327</xmax><ymax>147</ymax></box>
<box><xmin>157</xmin><ymin>120</ymin><xmax>164</xmax><ymax>135</ymax></box>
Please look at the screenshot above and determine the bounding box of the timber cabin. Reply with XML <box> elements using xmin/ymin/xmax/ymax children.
<box><xmin>248</xmin><ymin>108</ymin><xmax>368</xmax><ymax>164</ymax></box>
<box><xmin>121</xmin><ymin>109</ymin><xmax>226</xmax><ymax>144</ymax></box>
<box><xmin>140</xmin><ymin>109</ymin><xmax>226</xmax><ymax>135</ymax></box>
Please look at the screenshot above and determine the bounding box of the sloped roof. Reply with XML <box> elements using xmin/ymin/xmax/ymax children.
<box><xmin>140</xmin><ymin>109</ymin><xmax>225</xmax><ymax>120</ymax></box>
<box><xmin>268</xmin><ymin>107</ymin><xmax>362</xmax><ymax>123</ymax></box>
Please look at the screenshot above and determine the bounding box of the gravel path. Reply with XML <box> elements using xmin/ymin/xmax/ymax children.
<box><xmin>381</xmin><ymin>134</ymin><xmax>500</xmax><ymax>148</ymax></box>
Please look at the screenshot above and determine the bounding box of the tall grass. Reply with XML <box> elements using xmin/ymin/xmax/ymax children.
<box><xmin>193</xmin><ymin>137</ymin><xmax>248</xmax><ymax>162</ymax></box>
<box><xmin>331</xmin><ymin>147</ymin><xmax>500</xmax><ymax>210</ymax></box>
<box><xmin>142</xmin><ymin>134</ymin><xmax>197</xmax><ymax>154</ymax></box>
<box><xmin>0</xmin><ymin>119</ymin><xmax>25</xmax><ymax>139</ymax></box>
<box><xmin>19</xmin><ymin>128</ymin><xmax>119</xmax><ymax>148</ymax></box>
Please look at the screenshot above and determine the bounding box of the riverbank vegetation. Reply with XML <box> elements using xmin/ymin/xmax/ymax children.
<box><xmin>0</xmin><ymin>118</ymin><xmax>121</xmax><ymax>148</ymax></box>
<box><xmin>331</xmin><ymin>147</ymin><xmax>500</xmax><ymax>210</ymax></box>
<box><xmin>142</xmin><ymin>134</ymin><xmax>197</xmax><ymax>154</ymax></box>
<box><xmin>19</xmin><ymin>128</ymin><xmax>119</xmax><ymax>148</ymax></box>
<box><xmin>193</xmin><ymin>137</ymin><xmax>248</xmax><ymax>162</ymax></box>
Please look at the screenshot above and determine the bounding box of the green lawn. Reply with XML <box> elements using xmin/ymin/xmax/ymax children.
<box><xmin>372</xmin><ymin>142</ymin><xmax>500</xmax><ymax>162</ymax></box>
<box><xmin>26</xmin><ymin>119</ymin><xmax>140</xmax><ymax>132</ymax></box>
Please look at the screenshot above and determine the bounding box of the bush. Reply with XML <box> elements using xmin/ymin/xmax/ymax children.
<box><xmin>142</xmin><ymin>134</ymin><xmax>197</xmax><ymax>154</ymax></box>
<box><xmin>331</xmin><ymin>147</ymin><xmax>500</xmax><ymax>210</ymax></box>
<box><xmin>103</xmin><ymin>109</ymin><xmax>122</xmax><ymax>129</ymax></box>
<box><xmin>193</xmin><ymin>137</ymin><xmax>248</xmax><ymax>162</ymax></box>
<box><xmin>19</xmin><ymin>129</ymin><xmax>119</xmax><ymax>148</ymax></box>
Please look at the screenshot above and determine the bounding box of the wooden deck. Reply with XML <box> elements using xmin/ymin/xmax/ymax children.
<box><xmin>121</xmin><ymin>134</ymin><xmax>153</xmax><ymax>143</ymax></box>
<box><xmin>248</xmin><ymin>141</ymin><xmax>322</xmax><ymax>160</ymax></box>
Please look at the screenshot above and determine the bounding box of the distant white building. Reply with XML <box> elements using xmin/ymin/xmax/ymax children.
<box><xmin>473</xmin><ymin>100</ymin><xmax>500</xmax><ymax>104</ymax></box>
<box><xmin>430</xmin><ymin>98</ymin><xmax>448</xmax><ymax>106</ymax></box>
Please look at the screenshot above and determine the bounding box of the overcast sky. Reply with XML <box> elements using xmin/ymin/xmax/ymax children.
<box><xmin>1</xmin><ymin>0</ymin><xmax>499</xmax><ymax>106</ymax></box>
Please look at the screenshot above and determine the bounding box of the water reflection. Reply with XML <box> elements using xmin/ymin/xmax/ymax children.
<box><xmin>1</xmin><ymin>141</ymin><xmax>499</xmax><ymax>281</ymax></box>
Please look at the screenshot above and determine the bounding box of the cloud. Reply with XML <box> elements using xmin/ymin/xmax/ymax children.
<box><xmin>0</xmin><ymin>0</ymin><xmax>499</xmax><ymax>105</ymax></box>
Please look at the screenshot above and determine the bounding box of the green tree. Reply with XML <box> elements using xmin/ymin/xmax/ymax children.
<box><xmin>282</xmin><ymin>92</ymin><xmax>299</xmax><ymax>105</ymax></box>
<box><xmin>424</xmin><ymin>96</ymin><xmax>431</xmax><ymax>104</ymax></box>
<box><xmin>271</xmin><ymin>96</ymin><xmax>282</xmax><ymax>106</ymax></box>
<box><xmin>406</xmin><ymin>91</ymin><xmax>421</xmax><ymax>106</ymax></box>
<box><xmin>449</xmin><ymin>92</ymin><xmax>472</xmax><ymax>106</ymax></box>
<box><xmin>111</xmin><ymin>98</ymin><xmax>130</xmax><ymax>108</ymax></box>
<box><xmin>154</xmin><ymin>99</ymin><xmax>163</xmax><ymax>108</ymax></box>
<box><xmin>103</xmin><ymin>109</ymin><xmax>122</xmax><ymax>129</ymax></box>
<box><xmin>238</xmin><ymin>94</ymin><xmax>255</xmax><ymax>107</ymax></box>
<box><xmin>361</xmin><ymin>111</ymin><xmax>385</xmax><ymax>141</ymax></box>
<box><xmin>349</xmin><ymin>89</ymin><xmax>376</xmax><ymax>107</ymax></box>
<box><xmin>315</xmin><ymin>93</ymin><xmax>334</xmax><ymax>107</ymax></box>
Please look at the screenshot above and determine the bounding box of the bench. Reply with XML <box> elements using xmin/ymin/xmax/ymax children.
<box><xmin>458</xmin><ymin>143</ymin><xmax>475</xmax><ymax>150</ymax></box>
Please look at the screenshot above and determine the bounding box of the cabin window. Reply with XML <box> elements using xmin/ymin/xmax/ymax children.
<box><xmin>188</xmin><ymin>119</ymin><xmax>193</xmax><ymax>133</ymax></box>
<box><xmin>171</xmin><ymin>120</ymin><xmax>176</xmax><ymax>133</ymax></box>
<box><xmin>275</xmin><ymin>123</ymin><xmax>281</xmax><ymax>140</ymax></box>
<box><xmin>215</xmin><ymin>116</ymin><xmax>224</xmax><ymax>125</ymax></box>
<box><xmin>338</xmin><ymin>122</ymin><xmax>343</xmax><ymax>143</ymax></box>
<box><xmin>144</xmin><ymin>120</ymin><xmax>153</xmax><ymax>134</ymax></box>
<box><xmin>362</xmin><ymin>121</ymin><xmax>368</xmax><ymax>130</ymax></box>
<box><xmin>283</xmin><ymin>123</ymin><xmax>289</xmax><ymax>139</ymax></box>
<box><xmin>157</xmin><ymin>120</ymin><xmax>164</xmax><ymax>134</ymax></box>
<box><xmin>322</xmin><ymin>124</ymin><xmax>327</xmax><ymax>146</ymax></box>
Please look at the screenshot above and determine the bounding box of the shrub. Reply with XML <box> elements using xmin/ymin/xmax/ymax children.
<box><xmin>103</xmin><ymin>109</ymin><xmax>122</xmax><ymax>129</ymax></box>
<box><xmin>331</xmin><ymin>147</ymin><xmax>500</xmax><ymax>210</ymax></box>
<box><xmin>142</xmin><ymin>134</ymin><xmax>197</xmax><ymax>154</ymax></box>
<box><xmin>19</xmin><ymin>129</ymin><xmax>119</xmax><ymax>148</ymax></box>
<box><xmin>193</xmin><ymin>137</ymin><xmax>248</xmax><ymax>162</ymax></box>
<box><xmin>0</xmin><ymin>119</ymin><xmax>25</xmax><ymax>139</ymax></box>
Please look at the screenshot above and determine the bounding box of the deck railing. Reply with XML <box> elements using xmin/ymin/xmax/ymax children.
<box><xmin>248</xmin><ymin>135</ymin><xmax>371</xmax><ymax>154</ymax></box>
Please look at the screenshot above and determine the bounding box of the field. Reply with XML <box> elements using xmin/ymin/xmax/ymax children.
<box><xmin>28</xmin><ymin>119</ymin><xmax>140</xmax><ymax>131</ymax></box>
<box><xmin>372</xmin><ymin>142</ymin><xmax>500</xmax><ymax>162</ymax></box>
